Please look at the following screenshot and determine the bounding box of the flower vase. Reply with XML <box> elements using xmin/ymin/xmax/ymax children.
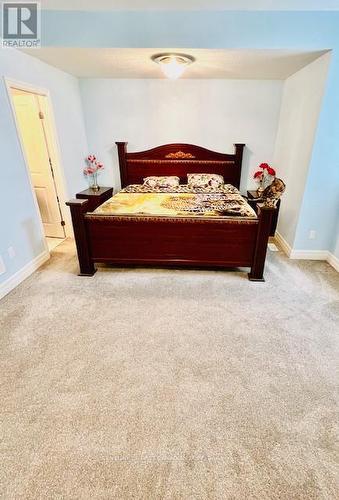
<box><xmin>256</xmin><ymin>178</ymin><xmax>266</xmax><ymax>196</ymax></box>
<box><xmin>90</xmin><ymin>173</ymin><xmax>100</xmax><ymax>192</ymax></box>
<box><xmin>256</xmin><ymin>184</ymin><xmax>265</xmax><ymax>196</ymax></box>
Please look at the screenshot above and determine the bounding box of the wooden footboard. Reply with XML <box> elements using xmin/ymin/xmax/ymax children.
<box><xmin>66</xmin><ymin>200</ymin><xmax>275</xmax><ymax>281</ymax></box>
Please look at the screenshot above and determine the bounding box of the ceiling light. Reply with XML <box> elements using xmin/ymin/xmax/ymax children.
<box><xmin>151</xmin><ymin>53</ymin><xmax>195</xmax><ymax>80</ymax></box>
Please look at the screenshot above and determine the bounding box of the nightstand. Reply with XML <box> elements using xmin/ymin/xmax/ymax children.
<box><xmin>246</xmin><ymin>190</ymin><xmax>281</xmax><ymax>236</ymax></box>
<box><xmin>76</xmin><ymin>186</ymin><xmax>113</xmax><ymax>212</ymax></box>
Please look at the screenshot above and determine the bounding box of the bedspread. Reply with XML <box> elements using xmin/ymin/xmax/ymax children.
<box><xmin>94</xmin><ymin>185</ymin><xmax>256</xmax><ymax>219</ymax></box>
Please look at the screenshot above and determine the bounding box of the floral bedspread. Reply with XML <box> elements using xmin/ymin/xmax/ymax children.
<box><xmin>121</xmin><ymin>183</ymin><xmax>240</xmax><ymax>194</ymax></box>
<box><xmin>94</xmin><ymin>185</ymin><xmax>257</xmax><ymax>219</ymax></box>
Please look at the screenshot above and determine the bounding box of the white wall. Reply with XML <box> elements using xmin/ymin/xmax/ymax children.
<box><xmin>79</xmin><ymin>79</ymin><xmax>283</xmax><ymax>192</ymax></box>
<box><xmin>0</xmin><ymin>49</ymin><xmax>88</xmax><ymax>288</ymax></box>
<box><xmin>273</xmin><ymin>53</ymin><xmax>331</xmax><ymax>249</ymax></box>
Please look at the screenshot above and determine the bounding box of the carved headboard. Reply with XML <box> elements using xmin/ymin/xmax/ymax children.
<box><xmin>115</xmin><ymin>142</ymin><xmax>245</xmax><ymax>188</ymax></box>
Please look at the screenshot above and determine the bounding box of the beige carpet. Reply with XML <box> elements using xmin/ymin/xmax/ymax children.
<box><xmin>0</xmin><ymin>239</ymin><xmax>338</xmax><ymax>499</ymax></box>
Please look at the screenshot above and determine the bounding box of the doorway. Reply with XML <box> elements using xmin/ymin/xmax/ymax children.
<box><xmin>8</xmin><ymin>84</ymin><xmax>67</xmax><ymax>251</ymax></box>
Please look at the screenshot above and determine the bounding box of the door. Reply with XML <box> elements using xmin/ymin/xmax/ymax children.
<box><xmin>12</xmin><ymin>91</ymin><xmax>65</xmax><ymax>238</ymax></box>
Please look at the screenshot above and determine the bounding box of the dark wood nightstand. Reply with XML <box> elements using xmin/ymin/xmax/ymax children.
<box><xmin>76</xmin><ymin>186</ymin><xmax>113</xmax><ymax>212</ymax></box>
<box><xmin>246</xmin><ymin>190</ymin><xmax>281</xmax><ymax>236</ymax></box>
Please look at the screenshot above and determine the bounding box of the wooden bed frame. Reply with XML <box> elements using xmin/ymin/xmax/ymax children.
<box><xmin>67</xmin><ymin>142</ymin><xmax>276</xmax><ymax>281</ymax></box>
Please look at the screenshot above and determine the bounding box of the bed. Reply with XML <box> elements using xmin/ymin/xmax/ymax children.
<box><xmin>67</xmin><ymin>142</ymin><xmax>276</xmax><ymax>281</ymax></box>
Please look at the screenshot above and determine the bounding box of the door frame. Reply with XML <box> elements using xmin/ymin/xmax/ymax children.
<box><xmin>5</xmin><ymin>77</ymin><xmax>71</xmax><ymax>245</ymax></box>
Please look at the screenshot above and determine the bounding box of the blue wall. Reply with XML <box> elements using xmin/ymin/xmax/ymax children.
<box><xmin>40</xmin><ymin>9</ymin><xmax>339</xmax><ymax>256</ymax></box>
<box><xmin>42</xmin><ymin>11</ymin><xmax>339</xmax><ymax>49</ymax></box>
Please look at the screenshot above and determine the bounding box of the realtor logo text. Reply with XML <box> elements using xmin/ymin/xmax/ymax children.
<box><xmin>2</xmin><ymin>2</ymin><xmax>41</xmax><ymax>48</ymax></box>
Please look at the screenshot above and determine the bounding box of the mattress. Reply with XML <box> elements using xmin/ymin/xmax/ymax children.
<box><xmin>93</xmin><ymin>184</ymin><xmax>257</xmax><ymax>219</ymax></box>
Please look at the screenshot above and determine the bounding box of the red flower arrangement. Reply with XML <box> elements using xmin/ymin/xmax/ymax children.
<box><xmin>253</xmin><ymin>163</ymin><xmax>276</xmax><ymax>194</ymax></box>
<box><xmin>83</xmin><ymin>154</ymin><xmax>104</xmax><ymax>191</ymax></box>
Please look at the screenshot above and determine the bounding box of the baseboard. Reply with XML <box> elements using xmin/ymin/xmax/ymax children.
<box><xmin>0</xmin><ymin>251</ymin><xmax>50</xmax><ymax>300</ymax></box>
<box><xmin>274</xmin><ymin>232</ymin><xmax>292</xmax><ymax>257</ymax></box>
<box><xmin>327</xmin><ymin>252</ymin><xmax>339</xmax><ymax>272</ymax></box>
<box><xmin>289</xmin><ymin>249</ymin><xmax>329</xmax><ymax>260</ymax></box>
<box><xmin>274</xmin><ymin>232</ymin><xmax>338</xmax><ymax>272</ymax></box>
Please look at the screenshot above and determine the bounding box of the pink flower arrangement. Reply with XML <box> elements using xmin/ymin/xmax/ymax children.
<box><xmin>83</xmin><ymin>154</ymin><xmax>104</xmax><ymax>190</ymax></box>
<box><xmin>253</xmin><ymin>163</ymin><xmax>276</xmax><ymax>193</ymax></box>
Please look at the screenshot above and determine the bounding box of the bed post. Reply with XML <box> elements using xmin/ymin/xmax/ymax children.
<box><xmin>116</xmin><ymin>141</ymin><xmax>128</xmax><ymax>188</ymax></box>
<box><xmin>234</xmin><ymin>144</ymin><xmax>245</xmax><ymax>188</ymax></box>
<box><xmin>66</xmin><ymin>199</ymin><xmax>96</xmax><ymax>276</ymax></box>
<box><xmin>248</xmin><ymin>204</ymin><xmax>276</xmax><ymax>282</ymax></box>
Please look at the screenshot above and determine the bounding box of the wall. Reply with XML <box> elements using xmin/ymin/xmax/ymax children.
<box><xmin>0</xmin><ymin>49</ymin><xmax>88</xmax><ymax>288</ymax></box>
<box><xmin>273</xmin><ymin>53</ymin><xmax>331</xmax><ymax>249</ymax></box>
<box><xmin>80</xmin><ymin>78</ymin><xmax>283</xmax><ymax>192</ymax></box>
<box><xmin>294</xmin><ymin>55</ymin><xmax>339</xmax><ymax>255</ymax></box>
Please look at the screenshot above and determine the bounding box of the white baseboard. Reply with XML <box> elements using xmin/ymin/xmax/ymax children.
<box><xmin>0</xmin><ymin>251</ymin><xmax>50</xmax><ymax>300</ymax></box>
<box><xmin>327</xmin><ymin>252</ymin><xmax>339</xmax><ymax>272</ymax></box>
<box><xmin>274</xmin><ymin>232</ymin><xmax>292</xmax><ymax>257</ymax></box>
<box><xmin>289</xmin><ymin>249</ymin><xmax>329</xmax><ymax>260</ymax></box>
<box><xmin>274</xmin><ymin>232</ymin><xmax>338</xmax><ymax>272</ymax></box>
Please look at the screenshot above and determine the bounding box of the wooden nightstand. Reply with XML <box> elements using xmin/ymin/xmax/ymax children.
<box><xmin>76</xmin><ymin>186</ymin><xmax>113</xmax><ymax>212</ymax></box>
<box><xmin>247</xmin><ymin>190</ymin><xmax>281</xmax><ymax>236</ymax></box>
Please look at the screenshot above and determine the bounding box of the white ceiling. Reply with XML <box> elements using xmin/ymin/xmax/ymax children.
<box><xmin>22</xmin><ymin>48</ymin><xmax>328</xmax><ymax>79</ymax></box>
<box><xmin>40</xmin><ymin>0</ymin><xmax>339</xmax><ymax>11</ymax></box>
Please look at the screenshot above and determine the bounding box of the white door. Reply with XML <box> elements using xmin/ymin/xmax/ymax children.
<box><xmin>12</xmin><ymin>92</ymin><xmax>65</xmax><ymax>238</ymax></box>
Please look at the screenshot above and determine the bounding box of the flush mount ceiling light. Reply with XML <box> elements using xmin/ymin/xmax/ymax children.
<box><xmin>151</xmin><ymin>53</ymin><xmax>195</xmax><ymax>79</ymax></box>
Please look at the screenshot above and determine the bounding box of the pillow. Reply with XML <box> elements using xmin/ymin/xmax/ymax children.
<box><xmin>143</xmin><ymin>176</ymin><xmax>180</xmax><ymax>188</ymax></box>
<box><xmin>187</xmin><ymin>173</ymin><xmax>224</xmax><ymax>189</ymax></box>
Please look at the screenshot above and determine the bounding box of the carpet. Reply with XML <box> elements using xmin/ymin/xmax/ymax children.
<box><xmin>0</xmin><ymin>239</ymin><xmax>338</xmax><ymax>499</ymax></box>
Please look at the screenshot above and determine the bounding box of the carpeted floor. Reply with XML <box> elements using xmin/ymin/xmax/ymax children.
<box><xmin>0</xmin><ymin>239</ymin><xmax>338</xmax><ymax>499</ymax></box>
